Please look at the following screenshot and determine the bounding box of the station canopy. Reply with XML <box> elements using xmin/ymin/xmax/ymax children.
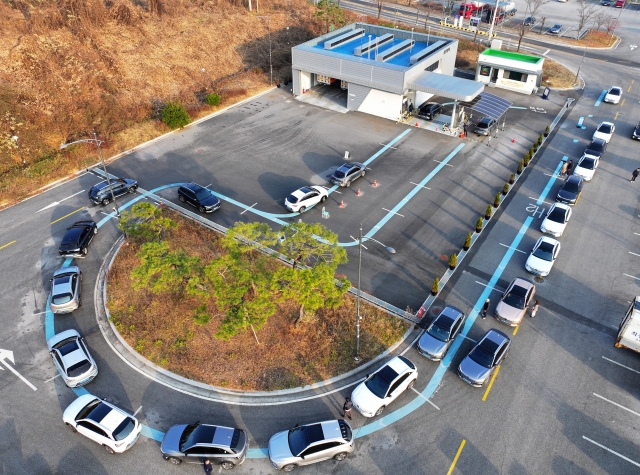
<box><xmin>406</xmin><ymin>72</ymin><xmax>484</xmax><ymax>102</ymax></box>
<box><xmin>460</xmin><ymin>92</ymin><xmax>513</xmax><ymax>120</ymax></box>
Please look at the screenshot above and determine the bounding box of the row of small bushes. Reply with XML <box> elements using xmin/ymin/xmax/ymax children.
<box><xmin>161</xmin><ymin>93</ymin><xmax>222</xmax><ymax>129</ymax></box>
<box><xmin>430</xmin><ymin>126</ymin><xmax>551</xmax><ymax>296</ymax></box>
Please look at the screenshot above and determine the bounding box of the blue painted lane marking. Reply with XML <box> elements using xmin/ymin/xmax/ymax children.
<box><xmin>45</xmin><ymin>295</ymin><xmax>54</xmax><ymax>341</ymax></box>
<box><xmin>595</xmin><ymin>90</ymin><xmax>607</xmax><ymax>107</ymax></box>
<box><xmin>248</xmin><ymin>448</ymin><xmax>269</xmax><ymax>458</ymax></box>
<box><xmin>141</xmin><ymin>424</ymin><xmax>165</xmax><ymax>442</ymax></box>
<box><xmin>537</xmin><ymin>158</ymin><xmax>566</xmax><ymax>205</ymax></box>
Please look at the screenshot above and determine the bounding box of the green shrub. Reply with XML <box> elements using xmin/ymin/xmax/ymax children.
<box><xmin>494</xmin><ymin>192</ymin><xmax>501</xmax><ymax>207</ymax></box>
<box><xmin>476</xmin><ymin>216</ymin><xmax>484</xmax><ymax>231</ymax></box>
<box><xmin>509</xmin><ymin>173</ymin><xmax>516</xmax><ymax>184</ymax></box>
<box><xmin>193</xmin><ymin>303</ymin><xmax>211</xmax><ymax>325</ymax></box>
<box><xmin>503</xmin><ymin>182</ymin><xmax>510</xmax><ymax>194</ymax></box>
<box><xmin>464</xmin><ymin>232</ymin><xmax>472</xmax><ymax>249</ymax></box>
<box><xmin>431</xmin><ymin>277</ymin><xmax>440</xmax><ymax>295</ymax></box>
<box><xmin>485</xmin><ymin>204</ymin><xmax>493</xmax><ymax>218</ymax></box>
<box><xmin>449</xmin><ymin>253</ymin><xmax>457</xmax><ymax>268</ymax></box>
<box><xmin>518</xmin><ymin>160</ymin><xmax>524</xmax><ymax>174</ymax></box>
<box><xmin>162</xmin><ymin>101</ymin><xmax>191</xmax><ymax>129</ymax></box>
<box><xmin>205</xmin><ymin>93</ymin><xmax>221</xmax><ymax>106</ymax></box>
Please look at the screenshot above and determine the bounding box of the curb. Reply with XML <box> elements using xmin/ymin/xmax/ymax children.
<box><xmin>95</xmin><ymin>231</ymin><xmax>418</xmax><ymax>406</ymax></box>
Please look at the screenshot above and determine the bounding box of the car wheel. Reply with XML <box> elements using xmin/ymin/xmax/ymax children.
<box><xmin>320</xmin><ymin>195</ymin><xmax>327</xmax><ymax>203</ymax></box>
<box><xmin>407</xmin><ymin>378</ymin><xmax>415</xmax><ymax>390</ymax></box>
<box><xmin>282</xmin><ymin>464</ymin><xmax>297</xmax><ymax>472</ymax></box>
<box><xmin>129</xmin><ymin>186</ymin><xmax>137</xmax><ymax>193</ymax></box>
<box><xmin>220</xmin><ymin>461</ymin><xmax>235</xmax><ymax>470</ymax></box>
<box><xmin>101</xmin><ymin>197</ymin><xmax>110</xmax><ymax>206</ymax></box>
<box><xmin>199</xmin><ymin>206</ymin><xmax>206</xmax><ymax>213</ymax></box>
<box><xmin>103</xmin><ymin>445</ymin><xmax>115</xmax><ymax>454</ymax></box>
<box><xmin>65</xmin><ymin>423</ymin><xmax>77</xmax><ymax>433</ymax></box>
<box><xmin>166</xmin><ymin>457</ymin><xmax>181</xmax><ymax>465</ymax></box>
<box><xmin>334</xmin><ymin>452</ymin><xmax>348</xmax><ymax>461</ymax></box>
<box><xmin>345</xmin><ymin>180</ymin><xmax>351</xmax><ymax>187</ymax></box>
<box><xmin>77</xmin><ymin>296</ymin><xmax>82</xmax><ymax>307</ymax></box>
<box><xmin>179</xmin><ymin>194</ymin><xmax>185</xmax><ymax>202</ymax></box>
<box><xmin>93</xmin><ymin>226</ymin><xmax>98</xmax><ymax>234</ymax></box>
<box><xmin>375</xmin><ymin>405</ymin><xmax>386</xmax><ymax>416</ymax></box>
<box><xmin>299</xmin><ymin>206</ymin><xmax>306</xmax><ymax>213</ymax></box>
<box><xmin>81</xmin><ymin>247</ymin><xmax>88</xmax><ymax>256</ymax></box>
<box><xmin>361</xmin><ymin>170</ymin><xmax>366</xmax><ymax>177</ymax></box>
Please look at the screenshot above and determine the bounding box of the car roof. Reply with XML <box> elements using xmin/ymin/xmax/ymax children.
<box><xmin>291</xmin><ymin>187</ymin><xmax>313</xmax><ymax>198</ymax></box>
<box><xmin>188</xmin><ymin>424</ymin><xmax>235</xmax><ymax>448</ymax></box>
<box><xmin>434</xmin><ymin>306</ymin><xmax>463</xmax><ymax>328</ymax></box>
<box><xmin>47</xmin><ymin>329</ymin><xmax>82</xmax><ymax>349</ymax></box>
<box><xmin>86</xmin><ymin>401</ymin><xmax>127</xmax><ymax>432</ymax></box>
<box><xmin>510</xmin><ymin>277</ymin><xmax>534</xmax><ymax>292</ymax></box>
<box><xmin>69</xmin><ymin>220</ymin><xmax>95</xmax><ymax>228</ymax></box>
<box><xmin>590</xmin><ymin>137</ymin><xmax>606</xmax><ymax>145</ymax></box>
<box><xmin>386</xmin><ymin>355</ymin><xmax>413</xmax><ymax>374</ymax></box>
<box><xmin>478</xmin><ymin>117</ymin><xmax>493</xmax><ymax>124</ymax></box>
<box><xmin>481</xmin><ymin>329</ymin><xmax>510</xmax><ymax>349</ymax></box>
<box><xmin>53</xmin><ymin>266</ymin><xmax>80</xmax><ymax>278</ymax></box>
<box><xmin>52</xmin><ymin>275</ymin><xmax>73</xmax><ymax>294</ymax></box>
<box><xmin>182</xmin><ymin>182</ymin><xmax>205</xmax><ymax>192</ymax></box>
<box><xmin>539</xmin><ymin>236</ymin><xmax>559</xmax><ymax>246</ymax></box>
<box><xmin>566</xmin><ymin>175</ymin><xmax>583</xmax><ymax>185</ymax></box>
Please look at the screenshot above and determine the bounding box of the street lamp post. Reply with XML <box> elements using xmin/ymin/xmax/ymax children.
<box><xmin>574</xmin><ymin>46</ymin><xmax>587</xmax><ymax>86</ymax></box>
<box><xmin>354</xmin><ymin>224</ymin><xmax>395</xmax><ymax>361</ymax></box>
<box><xmin>257</xmin><ymin>16</ymin><xmax>273</xmax><ymax>86</ymax></box>
<box><xmin>60</xmin><ymin>132</ymin><xmax>121</xmax><ymax>217</ymax></box>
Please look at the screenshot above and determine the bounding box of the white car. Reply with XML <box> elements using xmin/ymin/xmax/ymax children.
<box><xmin>604</xmin><ymin>86</ymin><xmax>622</xmax><ymax>104</ymax></box>
<box><xmin>47</xmin><ymin>329</ymin><xmax>98</xmax><ymax>388</ymax></box>
<box><xmin>573</xmin><ymin>154</ymin><xmax>599</xmax><ymax>181</ymax></box>
<box><xmin>540</xmin><ymin>203</ymin><xmax>571</xmax><ymax>237</ymax></box>
<box><xmin>592</xmin><ymin>121</ymin><xmax>615</xmax><ymax>143</ymax></box>
<box><xmin>284</xmin><ymin>185</ymin><xmax>328</xmax><ymax>213</ymax></box>
<box><xmin>350</xmin><ymin>356</ymin><xmax>417</xmax><ymax>417</ymax></box>
<box><xmin>525</xmin><ymin>236</ymin><xmax>561</xmax><ymax>277</ymax></box>
<box><xmin>63</xmin><ymin>394</ymin><xmax>142</xmax><ymax>454</ymax></box>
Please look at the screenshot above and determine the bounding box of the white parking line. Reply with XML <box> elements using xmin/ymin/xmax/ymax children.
<box><xmin>623</xmin><ymin>273</ymin><xmax>640</xmax><ymax>282</ymax></box>
<box><xmin>475</xmin><ymin>281</ymin><xmax>501</xmax><ymax>291</ymax></box>
<box><xmin>36</xmin><ymin>189</ymin><xmax>87</xmax><ymax>213</ymax></box>
<box><xmin>629</xmin><ymin>252</ymin><xmax>640</xmax><ymax>258</ymax></box>
<box><xmin>410</xmin><ymin>182</ymin><xmax>431</xmax><ymax>190</ymax></box>
<box><xmin>204</xmin><ymin>184</ymin><xmax>212</xmax><ymax>188</ymax></box>
<box><xmin>543</xmin><ymin>49</ymin><xmax>550</xmax><ymax>56</ymax></box>
<box><xmin>602</xmin><ymin>356</ymin><xmax>640</xmax><ymax>374</ymax></box>
<box><xmin>634</xmin><ymin>233</ymin><xmax>640</xmax><ymax>236</ymax></box>
<box><xmin>411</xmin><ymin>387</ymin><xmax>440</xmax><ymax>410</ymax></box>
<box><xmin>582</xmin><ymin>436</ymin><xmax>640</xmax><ymax>468</ymax></box>
<box><xmin>592</xmin><ymin>393</ymin><xmax>640</xmax><ymax>417</ymax></box>
<box><xmin>45</xmin><ymin>374</ymin><xmax>61</xmax><ymax>383</ymax></box>
<box><xmin>433</xmin><ymin>160</ymin><xmax>453</xmax><ymax>167</ymax></box>
<box><xmin>499</xmin><ymin>243</ymin><xmax>527</xmax><ymax>254</ymax></box>
<box><xmin>379</xmin><ymin>143</ymin><xmax>398</xmax><ymax>150</ymax></box>
<box><xmin>528</xmin><ymin>197</ymin><xmax>555</xmax><ymax>205</ymax></box>
<box><xmin>350</xmin><ymin>236</ymin><xmax>368</xmax><ymax>250</ymax></box>
<box><xmin>381</xmin><ymin>208</ymin><xmax>404</xmax><ymax>217</ymax></box>
<box><xmin>133</xmin><ymin>406</ymin><xmax>143</xmax><ymax>416</ymax></box>
<box><xmin>461</xmin><ymin>335</ymin><xmax>477</xmax><ymax>343</ymax></box>
<box><xmin>240</xmin><ymin>203</ymin><xmax>258</xmax><ymax>215</ymax></box>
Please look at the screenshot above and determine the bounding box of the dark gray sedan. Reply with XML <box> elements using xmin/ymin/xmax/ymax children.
<box><xmin>417</xmin><ymin>306</ymin><xmax>466</xmax><ymax>361</ymax></box>
<box><xmin>556</xmin><ymin>175</ymin><xmax>584</xmax><ymax>206</ymax></box>
<box><xmin>458</xmin><ymin>329</ymin><xmax>511</xmax><ymax>387</ymax></box>
<box><xmin>330</xmin><ymin>162</ymin><xmax>365</xmax><ymax>187</ymax></box>
<box><xmin>50</xmin><ymin>266</ymin><xmax>82</xmax><ymax>314</ymax></box>
<box><xmin>160</xmin><ymin>423</ymin><xmax>248</xmax><ymax>469</ymax></box>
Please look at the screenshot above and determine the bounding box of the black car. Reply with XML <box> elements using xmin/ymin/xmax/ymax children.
<box><xmin>632</xmin><ymin>121</ymin><xmax>640</xmax><ymax>140</ymax></box>
<box><xmin>160</xmin><ymin>423</ymin><xmax>248</xmax><ymax>469</ymax></box>
<box><xmin>475</xmin><ymin>117</ymin><xmax>497</xmax><ymax>136</ymax></box>
<box><xmin>58</xmin><ymin>220</ymin><xmax>98</xmax><ymax>257</ymax></box>
<box><xmin>523</xmin><ymin>16</ymin><xmax>536</xmax><ymax>26</ymax></box>
<box><xmin>602</xmin><ymin>0</ymin><xmax>611</xmax><ymax>5</ymax></box>
<box><xmin>556</xmin><ymin>175</ymin><xmax>584</xmax><ymax>206</ymax></box>
<box><xmin>416</xmin><ymin>102</ymin><xmax>442</xmax><ymax>121</ymax></box>
<box><xmin>457</xmin><ymin>329</ymin><xmax>511</xmax><ymax>387</ymax></box>
<box><xmin>330</xmin><ymin>162</ymin><xmax>366</xmax><ymax>187</ymax></box>
<box><xmin>177</xmin><ymin>183</ymin><xmax>221</xmax><ymax>213</ymax></box>
<box><xmin>88</xmin><ymin>178</ymin><xmax>138</xmax><ymax>205</ymax></box>
<box><xmin>584</xmin><ymin>137</ymin><xmax>607</xmax><ymax>159</ymax></box>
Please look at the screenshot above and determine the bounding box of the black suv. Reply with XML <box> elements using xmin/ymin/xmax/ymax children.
<box><xmin>584</xmin><ymin>137</ymin><xmax>607</xmax><ymax>159</ymax></box>
<box><xmin>632</xmin><ymin>121</ymin><xmax>640</xmax><ymax>140</ymax></box>
<box><xmin>88</xmin><ymin>178</ymin><xmax>138</xmax><ymax>205</ymax></box>
<box><xmin>58</xmin><ymin>220</ymin><xmax>98</xmax><ymax>257</ymax></box>
<box><xmin>556</xmin><ymin>175</ymin><xmax>584</xmax><ymax>206</ymax></box>
<box><xmin>330</xmin><ymin>162</ymin><xmax>366</xmax><ymax>187</ymax></box>
<box><xmin>177</xmin><ymin>183</ymin><xmax>221</xmax><ymax>213</ymax></box>
<box><xmin>416</xmin><ymin>102</ymin><xmax>442</xmax><ymax>121</ymax></box>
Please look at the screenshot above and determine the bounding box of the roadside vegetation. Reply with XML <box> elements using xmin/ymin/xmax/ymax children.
<box><xmin>107</xmin><ymin>204</ymin><xmax>409</xmax><ymax>390</ymax></box>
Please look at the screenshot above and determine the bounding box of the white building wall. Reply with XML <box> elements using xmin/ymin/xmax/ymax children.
<box><xmin>415</xmin><ymin>91</ymin><xmax>435</xmax><ymax>106</ymax></box>
<box><xmin>300</xmin><ymin>71</ymin><xmax>312</xmax><ymax>93</ymax></box>
<box><xmin>356</xmin><ymin>88</ymin><xmax>403</xmax><ymax>120</ymax></box>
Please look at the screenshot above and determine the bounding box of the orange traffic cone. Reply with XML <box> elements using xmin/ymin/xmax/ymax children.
<box><xmin>511</xmin><ymin>137</ymin><xmax>516</xmax><ymax>143</ymax></box>
<box><xmin>356</xmin><ymin>188</ymin><xmax>362</xmax><ymax>196</ymax></box>
<box><xmin>435</xmin><ymin>126</ymin><xmax>439</xmax><ymax>132</ymax></box>
<box><xmin>415</xmin><ymin>122</ymin><xmax>419</xmax><ymax>127</ymax></box>
<box><xmin>339</xmin><ymin>199</ymin><xmax>346</xmax><ymax>208</ymax></box>
<box><xmin>372</xmin><ymin>180</ymin><xmax>378</xmax><ymax>188</ymax></box>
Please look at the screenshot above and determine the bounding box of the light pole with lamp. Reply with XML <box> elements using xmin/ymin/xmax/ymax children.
<box><xmin>257</xmin><ymin>15</ymin><xmax>273</xmax><ymax>86</ymax></box>
<box><xmin>352</xmin><ymin>224</ymin><xmax>395</xmax><ymax>361</ymax></box>
<box><xmin>12</xmin><ymin>135</ymin><xmax>25</xmax><ymax>167</ymax></box>
<box><xmin>60</xmin><ymin>132</ymin><xmax>121</xmax><ymax>217</ymax></box>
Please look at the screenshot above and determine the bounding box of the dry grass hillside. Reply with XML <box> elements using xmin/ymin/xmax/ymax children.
<box><xmin>0</xmin><ymin>0</ymin><xmax>330</xmax><ymax>206</ymax></box>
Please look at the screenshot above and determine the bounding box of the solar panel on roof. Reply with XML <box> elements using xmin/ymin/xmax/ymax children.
<box><xmin>460</xmin><ymin>92</ymin><xmax>512</xmax><ymax>120</ymax></box>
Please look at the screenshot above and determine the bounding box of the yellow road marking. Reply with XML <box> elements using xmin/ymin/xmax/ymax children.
<box><xmin>628</xmin><ymin>85</ymin><xmax>633</xmax><ymax>92</ymax></box>
<box><xmin>513</xmin><ymin>324</ymin><xmax>520</xmax><ymax>336</ymax></box>
<box><xmin>50</xmin><ymin>207</ymin><xmax>85</xmax><ymax>225</ymax></box>
<box><xmin>575</xmin><ymin>192</ymin><xmax>581</xmax><ymax>205</ymax></box>
<box><xmin>0</xmin><ymin>240</ymin><xmax>16</xmax><ymax>250</ymax></box>
<box><xmin>620</xmin><ymin>99</ymin><xmax>624</xmax><ymax>107</ymax></box>
<box><xmin>446</xmin><ymin>439</ymin><xmax>466</xmax><ymax>475</ymax></box>
<box><xmin>482</xmin><ymin>365</ymin><xmax>501</xmax><ymax>401</ymax></box>
<box><xmin>614</xmin><ymin>112</ymin><xmax>619</xmax><ymax>120</ymax></box>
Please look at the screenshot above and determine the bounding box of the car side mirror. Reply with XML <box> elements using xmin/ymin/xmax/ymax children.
<box><xmin>49</xmin><ymin>279</ymin><xmax>53</xmax><ymax>282</ymax></box>
<box><xmin>365</xmin><ymin>374</ymin><xmax>370</xmax><ymax>379</ymax></box>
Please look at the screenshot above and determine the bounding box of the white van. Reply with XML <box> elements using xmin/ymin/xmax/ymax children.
<box><xmin>615</xmin><ymin>297</ymin><xmax>640</xmax><ymax>353</ymax></box>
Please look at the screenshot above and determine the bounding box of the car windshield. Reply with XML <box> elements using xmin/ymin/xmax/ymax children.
<box><xmin>598</xmin><ymin>124</ymin><xmax>612</xmax><ymax>134</ymax></box>
<box><xmin>333</xmin><ymin>169</ymin><xmax>346</xmax><ymax>178</ymax></box>
<box><xmin>533</xmin><ymin>242</ymin><xmax>555</xmax><ymax>261</ymax></box>
<box><xmin>57</xmin><ymin>340</ymin><xmax>80</xmax><ymax>356</ymax></box>
<box><xmin>547</xmin><ymin>207</ymin><xmax>566</xmax><ymax>223</ymax></box>
<box><xmin>287</xmin><ymin>426</ymin><xmax>310</xmax><ymax>457</ymax></box>
<box><xmin>588</xmin><ymin>142</ymin><xmax>604</xmax><ymax>153</ymax></box>
<box><xmin>287</xmin><ymin>194</ymin><xmax>299</xmax><ymax>204</ymax></box>
<box><xmin>502</xmin><ymin>286</ymin><xmax>527</xmax><ymax>309</ymax></box>
<box><xmin>468</xmin><ymin>345</ymin><xmax>494</xmax><ymax>368</ymax></box>
<box><xmin>563</xmin><ymin>180</ymin><xmax>580</xmax><ymax>193</ymax></box>
<box><xmin>579</xmin><ymin>158</ymin><xmax>596</xmax><ymax>170</ymax></box>
<box><xmin>553</xmin><ymin>24</ymin><xmax>561</xmax><ymax>28</ymax></box>
<box><xmin>609</xmin><ymin>88</ymin><xmax>621</xmax><ymax>96</ymax></box>
<box><xmin>67</xmin><ymin>360</ymin><xmax>91</xmax><ymax>377</ymax></box>
<box><xmin>193</xmin><ymin>187</ymin><xmax>211</xmax><ymax>201</ymax></box>
<box><xmin>113</xmin><ymin>417</ymin><xmax>136</xmax><ymax>441</ymax></box>
<box><xmin>476</xmin><ymin>121</ymin><xmax>489</xmax><ymax>129</ymax></box>
<box><xmin>427</xmin><ymin>322</ymin><xmax>451</xmax><ymax>342</ymax></box>
<box><xmin>52</xmin><ymin>293</ymin><xmax>73</xmax><ymax>305</ymax></box>
<box><xmin>364</xmin><ymin>366</ymin><xmax>396</xmax><ymax>399</ymax></box>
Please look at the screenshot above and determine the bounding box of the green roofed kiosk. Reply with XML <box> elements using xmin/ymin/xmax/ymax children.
<box><xmin>475</xmin><ymin>48</ymin><xmax>544</xmax><ymax>95</ymax></box>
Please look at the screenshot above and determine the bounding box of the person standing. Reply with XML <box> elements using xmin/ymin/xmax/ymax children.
<box><xmin>632</xmin><ymin>168</ymin><xmax>640</xmax><ymax>182</ymax></box>
<box><xmin>566</xmin><ymin>159</ymin><xmax>573</xmax><ymax>175</ymax></box>
<box><xmin>408</xmin><ymin>101</ymin><xmax>414</xmax><ymax>116</ymax></box>
<box><xmin>560</xmin><ymin>161</ymin><xmax>568</xmax><ymax>177</ymax></box>
<box><xmin>530</xmin><ymin>300</ymin><xmax>540</xmax><ymax>318</ymax></box>
<box><xmin>343</xmin><ymin>397</ymin><xmax>353</xmax><ymax>420</ymax></box>
<box><xmin>463</xmin><ymin>123</ymin><xmax>468</xmax><ymax>137</ymax></box>
<box><xmin>201</xmin><ymin>458</ymin><xmax>213</xmax><ymax>475</ymax></box>
<box><xmin>481</xmin><ymin>298</ymin><xmax>490</xmax><ymax>319</ymax></box>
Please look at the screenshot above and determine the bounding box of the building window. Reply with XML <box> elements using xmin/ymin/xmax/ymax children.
<box><xmin>480</xmin><ymin>65</ymin><xmax>491</xmax><ymax>76</ymax></box>
<box><xmin>425</xmin><ymin>60</ymin><xmax>439</xmax><ymax>72</ymax></box>
<box><xmin>507</xmin><ymin>70</ymin><xmax>524</xmax><ymax>82</ymax></box>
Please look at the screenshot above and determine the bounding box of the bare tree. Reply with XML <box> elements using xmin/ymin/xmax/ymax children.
<box><xmin>442</xmin><ymin>0</ymin><xmax>457</xmax><ymax>18</ymax></box>
<box><xmin>377</xmin><ymin>0</ymin><xmax>383</xmax><ymax>19</ymax></box>
<box><xmin>575</xmin><ymin>0</ymin><xmax>598</xmax><ymax>38</ymax></box>
<box><xmin>593</xmin><ymin>12</ymin><xmax>612</xmax><ymax>32</ymax></box>
<box><xmin>525</xmin><ymin>0</ymin><xmax>548</xmax><ymax>21</ymax></box>
<box><xmin>605</xmin><ymin>16</ymin><xmax>620</xmax><ymax>39</ymax></box>
<box><xmin>420</xmin><ymin>1</ymin><xmax>439</xmax><ymax>29</ymax></box>
<box><xmin>538</xmin><ymin>16</ymin><xmax>546</xmax><ymax>35</ymax></box>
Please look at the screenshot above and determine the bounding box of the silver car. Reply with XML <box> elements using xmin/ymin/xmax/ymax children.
<box><xmin>49</xmin><ymin>266</ymin><xmax>82</xmax><ymax>314</ymax></box>
<box><xmin>330</xmin><ymin>162</ymin><xmax>365</xmax><ymax>187</ymax></box>
<box><xmin>47</xmin><ymin>329</ymin><xmax>98</xmax><ymax>387</ymax></box>
<box><xmin>417</xmin><ymin>306</ymin><xmax>466</xmax><ymax>361</ymax></box>
<box><xmin>458</xmin><ymin>329</ymin><xmax>511</xmax><ymax>387</ymax></box>
<box><xmin>494</xmin><ymin>277</ymin><xmax>536</xmax><ymax>326</ymax></box>
<box><xmin>268</xmin><ymin>419</ymin><xmax>354</xmax><ymax>471</ymax></box>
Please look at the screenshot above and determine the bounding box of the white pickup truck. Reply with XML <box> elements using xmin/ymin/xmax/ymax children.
<box><xmin>615</xmin><ymin>297</ymin><xmax>640</xmax><ymax>353</ymax></box>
